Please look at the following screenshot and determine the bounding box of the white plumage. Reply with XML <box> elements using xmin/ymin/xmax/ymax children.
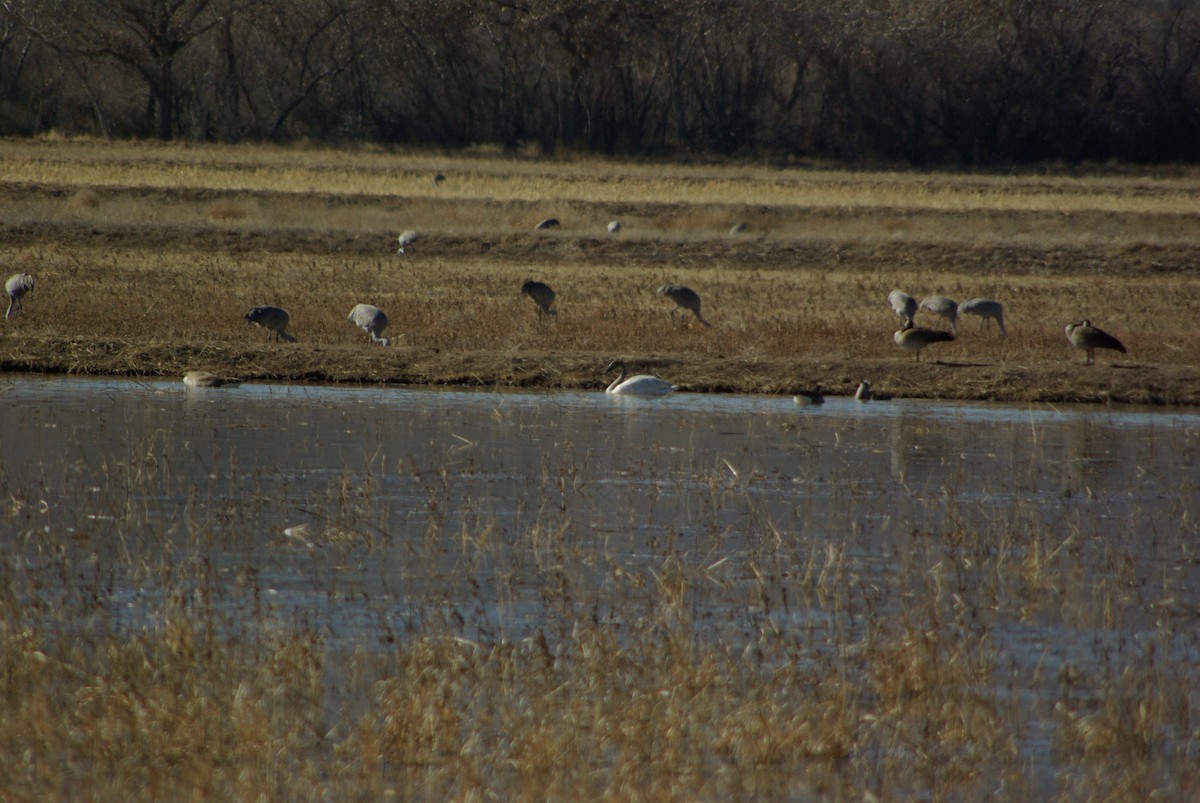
<box><xmin>5</xmin><ymin>272</ymin><xmax>34</xmax><ymax>320</ymax></box>
<box><xmin>605</xmin><ymin>360</ymin><xmax>676</xmax><ymax>397</ymax></box>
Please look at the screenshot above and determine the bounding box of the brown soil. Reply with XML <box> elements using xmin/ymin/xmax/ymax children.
<box><xmin>3</xmin><ymin>151</ymin><xmax>1199</xmax><ymax>406</ymax></box>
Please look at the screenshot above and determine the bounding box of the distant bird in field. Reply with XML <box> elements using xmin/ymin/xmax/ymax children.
<box><xmin>348</xmin><ymin>303</ymin><xmax>391</xmax><ymax>346</ymax></box>
<box><xmin>1066</xmin><ymin>320</ymin><xmax>1126</xmax><ymax>365</ymax></box>
<box><xmin>958</xmin><ymin>298</ymin><xmax>1006</xmax><ymax>335</ymax></box>
<box><xmin>245</xmin><ymin>305</ymin><xmax>296</xmax><ymax>342</ymax></box>
<box><xmin>793</xmin><ymin>385</ymin><xmax>825</xmax><ymax>405</ymax></box>
<box><xmin>605</xmin><ymin>360</ymin><xmax>676</xmax><ymax>397</ymax></box>
<box><xmin>5</xmin><ymin>272</ymin><xmax>34</xmax><ymax>320</ymax></box>
<box><xmin>855</xmin><ymin>380</ymin><xmax>873</xmax><ymax>402</ymax></box>
<box><xmin>183</xmin><ymin>371</ymin><xmax>240</xmax><ymax>389</ymax></box>
<box><xmin>919</xmin><ymin>295</ymin><xmax>958</xmax><ymax>331</ymax></box>
<box><xmin>894</xmin><ymin>321</ymin><xmax>955</xmax><ymax>361</ymax></box>
<box><xmin>432</xmin><ymin>172</ymin><xmax>445</xmax><ymax>186</ymax></box>
<box><xmin>396</xmin><ymin>230</ymin><xmax>417</xmax><ymax>254</ymax></box>
<box><xmin>888</xmin><ymin>289</ymin><xmax>918</xmax><ymax>326</ymax></box>
<box><xmin>534</xmin><ymin>218</ymin><xmax>560</xmax><ymax>230</ymax></box>
<box><xmin>657</xmin><ymin>283</ymin><xmax>711</xmax><ymax>328</ymax></box>
<box><xmin>521</xmin><ymin>280</ymin><xmax>557</xmax><ymax>317</ymax></box>
<box><xmin>607</xmin><ymin>220</ymin><xmax>621</xmax><ymax>234</ymax></box>
<box><xmin>729</xmin><ymin>223</ymin><xmax>747</xmax><ymax>234</ymax></box>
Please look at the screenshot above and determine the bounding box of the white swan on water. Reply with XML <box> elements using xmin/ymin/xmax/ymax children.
<box><xmin>604</xmin><ymin>360</ymin><xmax>676</xmax><ymax>397</ymax></box>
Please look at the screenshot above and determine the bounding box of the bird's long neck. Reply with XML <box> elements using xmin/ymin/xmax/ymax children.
<box><xmin>606</xmin><ymin>363</ymin><xmax>627</xmax><ymax>392</ymax></box>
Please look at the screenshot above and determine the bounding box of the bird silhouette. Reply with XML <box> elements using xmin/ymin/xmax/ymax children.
<box><xmin>1066</xmin><ymin>320</ymin><xmax>1126</xmax><ymax>365</ymax></box>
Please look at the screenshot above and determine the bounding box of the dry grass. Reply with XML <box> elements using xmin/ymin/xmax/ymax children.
<box><xmin>1</xmin><ymin>408</ymin><xmax>1196</xmax><ymax>800</ymax></box>
<box><xmin>1</xmin><ymin>135</ymin><xmax>1199</xmax><ymax>406</ymax></box>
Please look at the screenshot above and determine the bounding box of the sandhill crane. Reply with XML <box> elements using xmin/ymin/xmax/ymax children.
<box><xmin>348</xmin><ymin>303</ymin><xmax>391</xmax><ymax>345</ymax></box>
<box><xmin>183</xmin><ymin>371</ymin><xmax>240</xmax><ymax>388</ymax></box>
<box><xmin>958</xmin><ymin>298</ymin><xmax>1006</xmax><ymax>335</ymax></box>
<box><xmin>605</xmin><ymin>360</ymin><xmax>676</xmax><ymax>397</ymax></box>
<box><xmin>894</xmin><ymin>321</ymin><xmax>955</xmax><ymax>361</ymax></box>
<box><xmin>5</xmin><ymin>272</ymin><xmax>34</xmax><ymax>320</ymax></box>
<box><xmin>535</xmin><ymin>218</ymin><xmax>560</xmax><ymax>230</ymax></box>
<box><xmin>794</xmin><ymin>385</ymin><xmax>825</xmax><ymax>405</ymax></box>
<box><xmin>245</xmin><ymin>305</ymin><xmax>296</xmax><ymax>342</ymax></box>
<box><xmin>607</xmin><ymin>220</ymin><xmax>621</xmax><ymax>234</ymax></box>
<box><xmin>888</xmin><ymin>289</ymin><xmax>918</xmax><ymax>326</ymax></box>
<box><xmin>1066</xmin><ymin>320</ymin><xmax>1126</xmax><ymax>365</ymax></box>
<box><xmin>855</xmin><ymin>380</ymin><xmax>873</xmax><ymax>402</ymax></box>
<box><xmin>919</xmin><ymin>295</ymin><xmax>958</xmax><ymax>331</ymax></box>
<box><xmin>396</xmin><ymin>230</ymin><xmax>417</xmax><ymax>254</ymax></box>
<box><xmin>657</xmin><ymin>284</ymin><xmax>711</xmax><ymax>328</ymax></box>
<box><xmin>521</xmin><ymin>280</ymin><xmax>557</xmax><ymax>317</ymax></box>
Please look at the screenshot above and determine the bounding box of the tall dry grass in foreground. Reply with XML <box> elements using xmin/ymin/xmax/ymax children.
<box><xmin>1</xmin><ymin>398</ymin><xmax>1197</xmax><ymax>800</ymax></box>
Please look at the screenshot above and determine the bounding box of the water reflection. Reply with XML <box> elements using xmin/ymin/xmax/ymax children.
<box><xmin>2</xmin><ymin>374</ymin><xmax>1198</xmax><ymax>643</ymax></box>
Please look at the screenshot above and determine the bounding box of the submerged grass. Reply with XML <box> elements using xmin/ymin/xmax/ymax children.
<box><xmin>1</xmin><ymin>382</ymin><xmax>1197</xmax><ymax>799</ymax></box>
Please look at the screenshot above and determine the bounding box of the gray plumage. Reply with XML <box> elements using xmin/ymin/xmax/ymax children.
<box><xmin>245</xmin><ymin>305</ymin><xmax>296</xmax><ymax>342</ymax></box>
<box><xmin>793</xmin><ymin>385</ymin><xmax>825</xmax><ymax>405</ymax></box>
<box><xmin>657</xmin><ymin>283</ymin><xmax>711</xmax><ymax>328</ymax></box>
<box><xmin>521</xmin><ymin>280</ymin><xmax>557</xmax><ymax>317</ymax></box>
<box><xmin>894</xmin><ymin>321</ymin><xmax>955</xmax><ymax>361</ymax></box>
<box><xmin>183</xmin><ymin>371</ymin><xmax>240</xmax><ymax>388</ymax></box>
<box><xmin>1066</xmin><ymin>320</ymin><xmax>1126</xmax><ymax>365</ymax></box>
<box><xmin>5</xmin><ymin>272</ymin><xmax>34</xmax><ymax>320</ymax></box>
<box><xmin>396</xmin><ymin>230</ymin><xmax>417</xmax><ymax>254</ymax></box>
<box><xmin>534</xmin><ymin>218</ymin><xmax>560</xmax><ymax>230</ymax></box>
<box><xmin>348</xmin><ymin>303</ymin><xmax>391</xmax><ymax>346</ymax></box>
<box><xmin>958</xmin><ymin>298</ymin><xmax>1006</xmax><ymax>335</ymax></box>
<box><xmin>919</xmin><ymin>295</ymin><xmax>958</xmax><ymax>331</ymax></box>
<box><xmin>888</xmin><ymin>289</ymin><xmax>918</xmax><ymax>326</ymax></box>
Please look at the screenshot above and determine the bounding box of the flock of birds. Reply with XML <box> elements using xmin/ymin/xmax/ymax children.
<box><xmin>5</xmin><ymin>244</ymin><xmax>1128</xmax><ymax>400</ymax></box>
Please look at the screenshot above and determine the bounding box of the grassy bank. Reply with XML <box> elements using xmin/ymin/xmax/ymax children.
<box><xmin>2</xmin><ymin>137</ymin><xmax>1199</xmax><ymax>403</ymax></box>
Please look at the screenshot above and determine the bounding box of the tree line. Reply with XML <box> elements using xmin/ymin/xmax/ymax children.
<box><xmin>2</xmin><ymin>0</ymin><xmax>1198</xmax><ymax>165</ymax></box>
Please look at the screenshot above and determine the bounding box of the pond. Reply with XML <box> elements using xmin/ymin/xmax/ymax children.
<box><xmin>2</xmin><ymin>375</ymin><xmax>1197</xmax><ymax>794</ymax></box>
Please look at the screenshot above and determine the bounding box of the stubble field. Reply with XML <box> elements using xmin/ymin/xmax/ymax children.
<box><xmin>2</xmin><ymin>137</ymin><xmax>1199</xmax><ymax>404</ymax></box>
<box><xmin>2</xmin><ymin>139</ymin><xmax>1199</xmax><ymax>800</ymax></box>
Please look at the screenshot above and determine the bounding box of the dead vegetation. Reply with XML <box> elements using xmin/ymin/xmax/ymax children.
<box><xmin>1</xmin><ymin>138</ymin><xmax>1198</xmax><ymax>405</ymax></box>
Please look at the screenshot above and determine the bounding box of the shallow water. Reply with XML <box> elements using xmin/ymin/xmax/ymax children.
<box><xmin>2</xmin><ymin>375</ymin><xmax>1198</xmax><ymax>787</ymax></box>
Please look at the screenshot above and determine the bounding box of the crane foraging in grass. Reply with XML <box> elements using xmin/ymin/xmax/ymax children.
<box><xmin>657</xmin><ymin>283</ymin><xmax>711</xmax><ymax>328</ymax></box>
<box><xmin>959</xmin><ymin>298</ymin><xmax>1006</xmax><ymax>335</ymax></box>
<box><xmin>245</xmin><ymin>305</ymin><xmax>296</xmax><ymax>342</ymax></box>
<box><xmin>5</xmin><ymin>272</ymin><xmax>34</xmax><ymax>320</ymax></box>
<box><xmin>396</xmin><ymin>230</ymin><xmax>417</xmax><ymax>254</ymax></box>
<box><xmin>348</xmin><ymin>303</ymin><xmax>391</xmax><ymax>346</ymax></box>
<box><xmin>1066</xmin><ymin>320</ymin><xmax>1126</xmax><ymax>365</ymax></box>
<box><xmin>888</xmin><ymin>289</ymin><xmax>918</xmax><ymax>326</ymax></box>
<box><xmin>521</xmin><ymin>280</ymin><xmax>557</xmax><ymax>317</ymax></box>
<box><xmin>919</xmin><ymin>295</ymin><xmax>958</xmax><ymax>331</ymax></box>
<box><xmin>604</xmin><ymin>360</ymin><xmax>676</xmax><ymax>397</ymax></box>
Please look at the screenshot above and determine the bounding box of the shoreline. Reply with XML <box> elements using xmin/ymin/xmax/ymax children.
<box><xmin>4</xmin><ymin>336</ymin><xmax>1197</xmax><ymax>407</ymax></box>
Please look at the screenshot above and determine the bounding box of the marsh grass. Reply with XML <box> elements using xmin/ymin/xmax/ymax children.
<box><xmin>2</xmin><ymin>379</ymin><xmax>1198</xmax><ymax>799</ymax></box>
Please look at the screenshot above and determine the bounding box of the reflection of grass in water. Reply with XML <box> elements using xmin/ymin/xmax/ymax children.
<box><xmin>1</xmin><ymin>418</ymin><xmax>1197</xmax><ymax>800</ymax></box>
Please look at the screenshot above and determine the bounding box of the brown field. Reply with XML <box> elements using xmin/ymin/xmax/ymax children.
<box><xmin>2</xmin><ymin>136</ymin><xmax>1200</xmax><ymax>403</ymax></box>
<box><xmin>3</xmin><ymin>138</ymin><xmax>1199</xmax><ymax>800</ymax></box>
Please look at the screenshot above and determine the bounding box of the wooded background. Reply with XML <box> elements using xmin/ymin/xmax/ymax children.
<box><xmin>2</xmin><ymin>0</ymin><xmax>1198</xmax><ymax>165</ymax></box>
